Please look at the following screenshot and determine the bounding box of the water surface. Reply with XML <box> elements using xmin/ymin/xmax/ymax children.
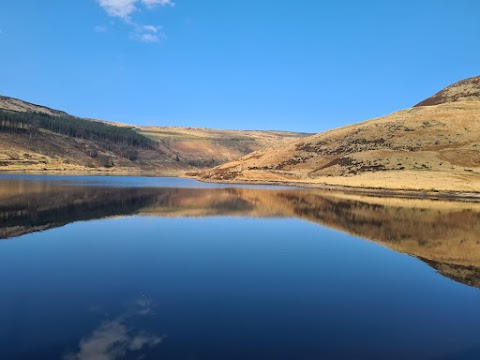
<box><xmin>0</xmin><ymin>175</ymin><xmax>479</xmax><ymax>360</ymax></box>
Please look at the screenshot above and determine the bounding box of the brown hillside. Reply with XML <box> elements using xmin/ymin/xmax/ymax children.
<box><xmin>0</xmin><ymin>96</ymin><xmax>309</xmax><ymax>174</ymax></box>
<box><xmin>0</xmin><ymin>96</ymin><xmax>70</xmax><ymax>117</ymax></box>
<box><xmin>0</xmin><ymin>130</ymin><xmax>185</xmax><ymax>174</ymax></box>
<box><xmin>201</xmin><ymin>77</ymin><xmax>480</xmax><ymax>192</ymax></box>
<box><xmin>137</xmin><ymin>126</ymin><xmax>311</xmax><ymax>168</ymax></box>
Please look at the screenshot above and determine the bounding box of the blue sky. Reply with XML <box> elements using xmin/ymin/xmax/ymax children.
<box><xmin>0</xmin><ymin>1</ymin><xmax>479</xmax><ymax>132</ymax></box>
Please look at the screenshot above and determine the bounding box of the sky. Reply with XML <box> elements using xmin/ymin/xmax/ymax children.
<box><xmin>0</xmin><ymin>0</ymin><xmax>479</xmax><ymax>133</ymax></box>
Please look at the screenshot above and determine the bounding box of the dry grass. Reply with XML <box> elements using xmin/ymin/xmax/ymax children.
<box><xmin>0</xmin><ymin>95</ymin><xmax>310</xmax><ymax>173</ymax></box>
<box><xmin>0</xmin><ymin>130</ymin><xmax>187</xmax><ymax>174</ymax></box>
<box><xmin>202</xmin><ymin>100</ymin><xmax>480</xmax><ymax>192</ymax></box>
<box><xmin>137</xmin><ymin>126</ymin><xmax>311</xmax><ymax>166</ymax></box>
<box><xmin>415</xmin><ymin>75</ymin><xmax>480</xmax><ymax>106</ymax></box>
<box><xmin>0</xmin><ymin>96</ymin><xmax>69</xmax><ymax>116</ymax></box>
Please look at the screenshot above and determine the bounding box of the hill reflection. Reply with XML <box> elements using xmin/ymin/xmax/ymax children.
<box><xmin>1</xmin><ymin>179</ymin><xmax>480</xmax><ymax>288</ymax></box>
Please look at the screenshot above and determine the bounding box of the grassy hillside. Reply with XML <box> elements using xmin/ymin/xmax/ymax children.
<box><xmin>137</xmin><ymin>126</ymin><xmax>311</xmax><ymax>168</ymax></box>
<box><xmin>200</xmin><ymin>76</ymin><xmax>480</xmax><ymax>192</ymax></box>
<box><xmin>0</xmin><ymin>95</ymin><xmax>70</xmax><ymax>116</ymax></box>
<box><xmin>0</xmin><ymin>96</ymin><xmax>309</xmax><ymax>174</ymax></box>
<box><xmin>415</xmin><ymin>75</ymin><xmax>480</xmax><ymax>106</ymax></box>
<box><xmin>0</xmin><ymin>108</ymin><xmax>181</xmax><ymax>174</ymax></box>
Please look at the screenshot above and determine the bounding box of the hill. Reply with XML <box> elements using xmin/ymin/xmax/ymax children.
<box><xmin>200</xmin><ymin>76</ymin><xmax>480</xmax><ymax>192</ymax></box>
<box><xmin>0</xmin><ymin>95</ymin><xmax>70</xmax><ymax>117</ymax></box>
<box><xmin>415</xmin><ymin>76</ymin><xmax>480</xmax><ymax>107</ymax></box>
<box><xmin>0</xmin><ymin>96</ymin><xmax>310</xmax><ymax>174</ymax></box>
<box><xmin>136</xmin><ymin>126</ymin><xmax>310</xmax><ymax>168</ymax></box>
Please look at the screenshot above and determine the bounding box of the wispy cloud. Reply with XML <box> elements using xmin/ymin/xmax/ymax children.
<box><xmin>97</xmin><ymin>0</ymin><xmax>174</xmax><ymax>20</ymax></box>
<box><xmin>96</xmin><ymin>0</ymin><xmax>175</xmax><ymax>42</ymax></box>
<box><xmin>141</xmin><ymin>0</ymin><xmax>175</xmax><ymax>9</ymax></box>
<box><xmin>131</xmin><ymin>24</ymin><xmax>165</xmax><ymax>43</ymax></box>
<box><xmin>94</xmin><ymin>25</ymin><xmax>109</xmax><ymax>33</ymax></box>
<box><xmin>134</xmin><ymin>297</ymin><xmax>154</xmax><ymax>315</ymax></box>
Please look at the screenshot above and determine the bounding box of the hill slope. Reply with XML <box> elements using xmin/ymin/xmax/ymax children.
<box><xmin>201</xmin><ymin>76</ymin><xmax>480</xmax><ymax>192</ymax></box>
<box><xmin>137</xmin><ymin>126</ymin><xmax>310</xmax><ymax>168</ymax></box>
<box><xmin>0</xmin><ymin>96</ymin><xmax>309</xmax><ymax>174</ymax></box>
<box><xmin>415</xmin><ymin>76</ymin><xmax>480</xmax><ymax>107</ymax></box>
<box><xmin>0</xmin><ymin>96</ymin><xmax>70</xmax><ymax>116</ymax></box>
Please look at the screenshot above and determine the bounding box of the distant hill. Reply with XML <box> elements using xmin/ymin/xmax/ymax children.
<box><xmin>200</xmin><ymin>76</ymin><xmax>480</xmax><ymax>192</ymax></box>
<box><xmin>0</xmin><ymin>96</ymin><xmax>310</xmax><ymax>174</ymax></box>
<box><xmin>137</xmin><ymin>126</ymin><xmax>310</xmax><ymax>168</ymax></box>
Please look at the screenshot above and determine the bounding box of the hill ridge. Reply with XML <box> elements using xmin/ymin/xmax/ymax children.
<box><xmin>0</xmin><ymin>95</ymin><xmax>71</xmax><ymax>117</ymax></box>
<box><xmin>415</xmin><ymin>75</ymin><xmax>480</xmax><ymax>107</ymax></box>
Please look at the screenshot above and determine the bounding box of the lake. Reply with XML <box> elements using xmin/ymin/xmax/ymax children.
<box><xmin>0</xmin><ymin>174</ymin><xmax>479</xmax><ymax>360</ymax></box>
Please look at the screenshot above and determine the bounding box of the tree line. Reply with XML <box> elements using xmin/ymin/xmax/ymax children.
<box><xmin>0</xmin><ymin>109</ymin><xmax>156</xmax><ymax>149</ymax></box>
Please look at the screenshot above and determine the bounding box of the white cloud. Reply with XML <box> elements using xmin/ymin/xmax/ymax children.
<box><xmin>96</xmin><ymin>0</ymin><xmax>174</xmax><ymax>42</ymax></box>
<box><xmin>130</xmin><ymin>24</ymin><xmax>165</xmax><ymax>43</ymax></box>
<box><xmin>132</xmin><ymin>32</ymin><xmax>163</xmax><ymax>43</ymax></box>
<box><xmin>97</xmin><ymin>0</ymin><xmax>138</xmax><ymax>20</ymax></box>
<box><xmin>141</xmin><ymin>0</ymin><xmax>175</xmax><ymax>9</ymax></box>
<box><xmin>139</xmin><ymin>33</ymin><xmax>161</xmax><ymax>42</ymax></box>
<box><xmin>143</xmin><ymin>25</ymin><xmax>161</xmax><ymax>33</ymax></box>
<box><xmin>97</xmin><ymin>0</ymin><xmax>175</xmax><ymax>21</ymax></box>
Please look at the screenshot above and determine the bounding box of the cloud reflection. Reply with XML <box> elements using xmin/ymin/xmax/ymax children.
<box><xmin>135</xmin><ymin>297</ymin><xmax>154</xmax><ymax>316</ymax></box>
<box><xmin>65</xmin><ymin>298</ymin><xmax>164</xmax><ymax>360</ymax></box>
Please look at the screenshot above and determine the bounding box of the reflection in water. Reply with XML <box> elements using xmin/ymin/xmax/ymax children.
<box><xmin>65</xmin><ymin>298</ymin><xmax>165</xmax><ymax>360</ymax></box>
<box><xmin>65</xmin><ymin>320</ymin><xmax>163</xmax><ymax>360</ymax></box>
<box><xmin>1</xmin><ymin>176</ymin><xmax>480</xmax><ymax>360</ymax></box>
<box><xmin>1</xmin><ymin>177</ymin><xmax>480</xmax><ymax>289</ymax></box>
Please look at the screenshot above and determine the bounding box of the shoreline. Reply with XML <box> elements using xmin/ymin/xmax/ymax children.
<box><xmin>192</xmin><ymin>176</ymin><xmax>480</xmax><ymax>203</ymax></box>
<box><xmin>0</xmin><ymin>168</ymin><xmax>187</xmax><ymax>177</ymax></box>
<box><xmin>2</xmin><ymin>169</ymin><xmax>480</xmax><ymax>203</ymax></box>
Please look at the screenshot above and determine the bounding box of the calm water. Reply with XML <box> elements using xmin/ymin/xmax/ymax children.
<box><xmin>0</xmin><ymin>175</ymin><xmax>480</xmax><ymax>360</ymax></box>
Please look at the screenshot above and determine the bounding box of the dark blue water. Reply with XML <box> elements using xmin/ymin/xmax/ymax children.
<box><xmin>0</xmin><ymin>175</ymin><xmax>479</xmax><ymax>359</ymax></box>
